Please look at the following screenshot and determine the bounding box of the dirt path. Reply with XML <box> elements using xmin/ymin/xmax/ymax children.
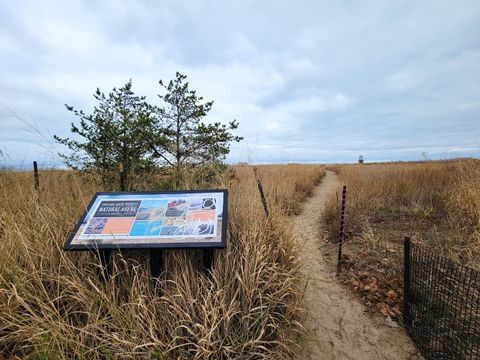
<box><xmin>295</xmin><ymin>171</ymin><xmax>421</xmax><ymax>360</ymax></box>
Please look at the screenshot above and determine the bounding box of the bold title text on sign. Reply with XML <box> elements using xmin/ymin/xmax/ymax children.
<box><xmin>93</xmin><ymin>201</ymin><xmax>141</xmax><ymax>217</ymax></box>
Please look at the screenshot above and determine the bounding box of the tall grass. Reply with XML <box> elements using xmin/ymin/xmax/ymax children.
<box><xmin>324</xmin><ymin>159</ymin><xmax>480</xmax><ymax>266</ymax></box>
<box><xmin>0</xmin><ymin>164</ymin><xmax>323</xmax><ymax>359</ymax></box>
<box><xmin>250</xmin><ymin>164</ymin><xmax>325</xmax><ymax>215</ymax></box>
<box><xmin>321</xmin><ymin>159</ymin><xmax>480</xmax><ymax>320</ymax></box>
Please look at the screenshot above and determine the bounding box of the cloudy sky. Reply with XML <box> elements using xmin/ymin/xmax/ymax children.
<box><xmin>1</xmin><ymin>0</ymin><xmax>479</xmax><ymax>167</ymax></box>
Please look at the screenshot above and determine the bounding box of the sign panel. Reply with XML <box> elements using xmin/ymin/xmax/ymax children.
<box><xmin>64</xmin><ymin>190</ymin><xmax>227</xmax><ymax>250</ymax></box>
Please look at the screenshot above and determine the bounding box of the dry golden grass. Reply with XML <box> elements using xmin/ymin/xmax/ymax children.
<box><xmin>250</xmin><ymin>164</ymin><xmax>325</xmax><ymax>215</ymax></box>
<box><xmin>321</xmin><ymin>159</ymin><xmax>480</xmax><ymax>319</ymax></box>
<box><xmin>0</xmin><ymin>164</ymin><xmax>323</xmax><ymax>359</ymax></box>
<box><xmin>324</xmin><ymin>159</ymin><xmax>480</xmax><ymax>265</ymax></box>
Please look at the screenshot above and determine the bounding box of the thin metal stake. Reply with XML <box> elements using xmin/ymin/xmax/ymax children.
<box><xmin>337</xmin><ymin>185</ymin><xmax>347</xmax><ymax>269</ymax></box>
<box><xmin>403</xmin><ymin>237</ymin><xmax>412</xmax><ymax>327</ymax></box>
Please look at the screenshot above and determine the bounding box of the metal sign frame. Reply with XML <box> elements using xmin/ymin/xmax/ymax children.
<box><xmin>63</xmin><ymin>189</ymin><xmax>228</xmax><ymax>251</ymax></box>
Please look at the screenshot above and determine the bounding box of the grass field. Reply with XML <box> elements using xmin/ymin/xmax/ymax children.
<box><xmin>4</xmin><ymin>158</ymin><xmax>477</xmax><ymax>356</ymax></box>
<box><xmin>0</xmin><ymin>164</ymin><xmax>323</xmax><ymax>359</ymax></box>
<box><xmin>322</xmin><ymin>159</ymin><xmax>480</xmax><ymax>319</ymax></box>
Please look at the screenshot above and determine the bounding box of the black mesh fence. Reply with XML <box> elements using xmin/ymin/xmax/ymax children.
<box><xmin>404</xmin><ymin>238</ymin><xmax>480</xmax><ymax>359</ymax></box>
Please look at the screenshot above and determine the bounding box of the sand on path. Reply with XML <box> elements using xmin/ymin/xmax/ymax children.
<box><xmin>294</xmin><ymin>171</ymin><xmax>421</xmax><ymax>360</ymax></box>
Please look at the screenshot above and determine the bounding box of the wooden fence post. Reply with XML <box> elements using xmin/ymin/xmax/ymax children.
<box><xmin>253</xmin><ymin>167</ymin><xmax>269</xmax><ymax>218</ymax></box>
<box><xmin>33</xmin><ymin>161</ymin><xmax>40</xmax><ymax>192</ymax></box>
<box><xmin>33</xmin><ymin>161</ymin><xmax>41</xmax><ymax>202</ymax></box>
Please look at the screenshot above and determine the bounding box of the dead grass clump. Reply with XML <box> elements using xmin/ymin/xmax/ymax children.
<box><xmin>0</xmin><ymin>164</ymin><xmax>322</xmax><ymax>359</ymax></box>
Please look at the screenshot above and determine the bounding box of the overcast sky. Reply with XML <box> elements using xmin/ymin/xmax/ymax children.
<box><xmin>1</xmin><ymin>0</ymin><xmax>479</xmax><ymax>167</ymax></box>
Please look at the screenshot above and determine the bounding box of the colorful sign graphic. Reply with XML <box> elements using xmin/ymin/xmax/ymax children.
<box><xmin>64</xmin><ymin>190</ymin><xmax>227</xmax><ymax>250</ymax></box>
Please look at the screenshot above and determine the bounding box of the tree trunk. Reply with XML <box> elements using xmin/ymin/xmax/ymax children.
<box><xmin>176</xmin><ymin>112</ymin><xmax>181</xmax><ymax>172</ymax></box>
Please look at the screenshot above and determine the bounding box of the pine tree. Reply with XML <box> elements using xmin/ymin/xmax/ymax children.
<box><xmin>150</xmin><ymin>72</ymin><xmax>242</xmax><ymax>171</ymax></box>
<box><xmin>54</xmin><ymin>80</ymin><xmax>155</xmax><ymax>189</ymax></box>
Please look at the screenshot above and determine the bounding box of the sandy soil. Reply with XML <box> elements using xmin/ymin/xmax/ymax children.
<box><xmin>295</xmin><ymin>171</ymin><xmax>422</xmax><ymax>360</ymax></box>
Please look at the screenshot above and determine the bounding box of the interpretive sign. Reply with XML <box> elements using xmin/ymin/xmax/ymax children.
<box><xmin>64</xmin><ymin>190</ymin><xmax>227</xmax><ymax>250</ymax></box>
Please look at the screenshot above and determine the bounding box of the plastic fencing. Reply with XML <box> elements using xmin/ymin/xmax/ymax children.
<box><xmin>404</xmin><ymin>238</ymin><xmax>480</xmax><ymax>359</ymax></box>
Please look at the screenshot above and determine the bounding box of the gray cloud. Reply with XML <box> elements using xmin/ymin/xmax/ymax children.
<box><xmin>0</xmin><ymin>0</ymin><xmax>479</xmax><ymax>167</ymax></box>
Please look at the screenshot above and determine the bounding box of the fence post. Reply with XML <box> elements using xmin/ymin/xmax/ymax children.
<box><xmin>403</xmin><ymin>237</ymin><xmax>412</xmax><ymax>327</ymax></box>
<box><xmin>33</xmin><ymin>161</ymin><xmax>40</xmax><ymax>192</ymax></box>
<box><xmin>337</xmin><ymin>185</ymin><xmax>347</xmax><ymax>269</ymax></box>
<box><xmin>253</xmin><ymin>167</ymin><xmax>269</xmax><ymax>218</ymax></box>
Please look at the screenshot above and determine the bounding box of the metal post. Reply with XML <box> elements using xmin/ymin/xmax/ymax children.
<box><xmin>150</xmin><ymin>249</ymin><xmax>163</xmax><ymax>293</ymax></box>
<box><xmin>150</xmin><ymin>249</ymin><xmax>163</xmax><ymax>278</ymax></box>
<box><xmin>33</xmin><ymin>161</ymin><xmax>40</xmax><ymax>193</ymax></box>
<box><xmin>337</xmin><ymin>186</ymin><xmax>347</xmax><ymax>268</ymax></box>
<box><xmin>403</xmin><ymin>237</ymin><xmax>412</xmax><ymax>327</ymax></box>
<box><xmin>98</xmin><ymin>249</ymin><xmax>112</xmax><ymax>280</ymax></box>
<box><xmin>203</xmin><ymin>248</ymin><xmax>214</xmax><ymax>278</ymax></box>
<box><xmin>253</xmin><ymin>167</ymin><xmax>269</xmax><ymax>218</ymax></box>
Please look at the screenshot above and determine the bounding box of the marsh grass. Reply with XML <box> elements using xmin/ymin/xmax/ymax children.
<box><xmin>0</xmin><ymin>164</ymin><xmax>323</xmax><ymax>359</ymax></box>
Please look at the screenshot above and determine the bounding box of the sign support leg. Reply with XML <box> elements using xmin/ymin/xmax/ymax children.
<box><xmin>98</xmin><ymin>249</ymin><xmax>112</xmax><ymax>280</ymax></box>
<box><xmin>150</xmin><ymin>250</ymin><xmax>163</xmax><ymax>291</ymax></box>
<box><xmin>203</xmin><ymin>249</ymin><xmax>214</xmax><ymax>277</ymax></box>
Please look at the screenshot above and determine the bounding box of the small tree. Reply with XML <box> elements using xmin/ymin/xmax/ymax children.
<box><xmin>150</xmin><ymin>72</ymin><xmax>242</xmax><ymax>171</ymax></box>
<box><xmin>54</xmin><ymin>81</ymin><xmax>155</xmax><ymax>189</ymax></box>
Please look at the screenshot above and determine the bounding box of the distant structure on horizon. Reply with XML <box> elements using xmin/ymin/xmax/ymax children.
<box><xmin>358</xmin><ymin>155</ymin><xmax>364</xmax><ymax>164</ymax></box>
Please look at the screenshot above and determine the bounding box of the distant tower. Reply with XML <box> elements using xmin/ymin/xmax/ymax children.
<box><xmin>358</xmin><ymin>155</ymin><xmax>364</xmax><ymax>164</ymax></box>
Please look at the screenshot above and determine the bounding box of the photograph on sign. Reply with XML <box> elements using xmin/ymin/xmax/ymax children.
<box><xmin>64</xmin><ymin>190</ymin><xmax>227</xmax><ymax>250</ymax></box>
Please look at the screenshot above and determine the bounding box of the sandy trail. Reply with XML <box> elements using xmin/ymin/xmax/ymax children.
<box><xmin>295</xmin><ymin>171</ymin><xmax>421</xmax><ymax>360</ymax></box>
